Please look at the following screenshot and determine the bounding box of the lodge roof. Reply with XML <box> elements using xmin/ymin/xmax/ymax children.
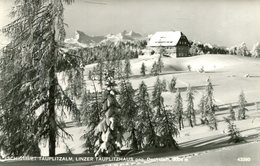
<box><xmin>148</xmin><ymin>31</ymin><xmax>185</xmax><ymax>47</ymax></box>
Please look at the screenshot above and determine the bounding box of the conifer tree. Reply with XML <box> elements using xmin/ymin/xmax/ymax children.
<box><xmin>92</xmin><ymin>66</ymin><xmax>97</xmax><ymax>80</ymax></box>
<box><xmin>237</xmin><ymin>42</ymin><xmax>250</xmax><ymax>56</ymax></box>
<box><xmin>119</xmin><ymin>81</ymin><xmax>138</xmax><ymax>150</ymax></box>
<box><xmin>158</xmin><ymin>106</ymin><xmax>179</xmax><ymax>149</ymax></box>
<box><xmin>66</xmin><ymin>68</ymin><xmax>85</xmax><ymax>99</ymax></box>
<box><xmin>198</xmin><ymin>94</ymin><xmax>206</xmax><ymax>124</ymax></box>
<box><xmin>157</xmin><ymin>55</ymin><xmax>164</xmax><ymax>73</ymax></box>
<box><xmin>124</xmin><ymin>57</ymin><xmax>132</xmax><ymax>79</ymax></box>
<box><xmin>151</xmin><ymin>78</ymin><xmax>179</xmax><ymax>149</ymax></box>
<box><xmin>96</xmin><ymin>59</ymin><xmax>104</xmax><ymax>89</ymax></box>
<box><xmin>81</xmin><ymin>91</ymin><xmax>98</xmax><ymax>152</ymax></box>
<box><xmin>224</xmin><ymin>118</ymin><xmax>244</xmax><ymax>143</ymax></box>
<box><xmin>80</xmin><ymin>90</ymin><xmax>90</xmax><ymax>123</ymax></box>
<box><xmin>187</xmin><ymin>65</ymin><xmax>191</xmax><ymax>72</ymax></box>
<box><xmin>136</xmin><ymin>81</ymin><xmax>157</xmax><ymax>148</ymax></box>
<box><xmin>162</xmin><ymin>79</ymin><xmax>167</xmax><ymax>92</ymax></box>
<box><xmin>105</xmin><ymin>61</ymin><xmax>111</xmax><ymax>74</ymax></box>
<box><xmin>169</xmin><ymin>76</ymin><xmax>177</xmax><ymax>92</ymax></box>
<box><xmin>0</xmin><ymin>0</ymin><xmax>81</xmax><ymax>157</ymax></box>
<box><xmin>81</xmin><ymin>82</ymin><xmax>101</xmax><ymax>153</ymax></box>
<box><xmin>134</xmin><ymin>50</ymin><xmax>139</xmax><ymax>58</ymax></box>
<box><xmin>204</xmin><ymin>78</ymin><xmax>218</xmax><ymax>130</ymax></box>
<box><xmin>159</xmin><ymin>48</ymin><xmax>167</xmax><ymax>57</ymax></box>
<box><xmin>115</xmin><ymin>60</ymin><xmax>123</xmax><ymax>79</ymax></box>
<box><xmin>186</xmin><ymin>86</ymin><xmax>196</xmax><ymax>127</ymax></box>
<box><xmin>174</xmin><ymin>89</ymin><xmax>184</xmax><ymax>130</ymax></box>
<box><xmin>88</xmin><ymin>70</ymin><xmax>93</xmax><ymax>80</ymax></box>
<box><xmin>152</xmin><ymin>77</ymin><xmax>164</xmax><ymax>116</ymax></box>
<box><xmin>140</xmin><ymin>62</ymin><xmax>146</xmax><ymax>76</ymax></box>
<box><xmin>229</xmin><ymin>105</ymin><xmax>236</xmax><ymax>121</ymax></box>
<box><xmin>251</xmin><ymin>42</ymin><xmax>260</xmax><ymax>58</ymax></box>
<box><xmin>238</xmin><ymin>91</ymin><xmax>247</xmax><ymax>120</ymax></box>
<box><xmin>151</xmin><ymin>61</ymin><xmax>158</xmax><ymax>76</ymax></box>
<box><xmin>94</xmin><ymin>70</ymin><xmax>122</xmax><ymax>157</ymax></box>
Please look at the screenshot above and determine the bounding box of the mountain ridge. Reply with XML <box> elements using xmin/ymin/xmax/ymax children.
<box><xmin>65</xmin><ymin>30</ymin><xmax>143</xmax><ymax>47</ymax></box>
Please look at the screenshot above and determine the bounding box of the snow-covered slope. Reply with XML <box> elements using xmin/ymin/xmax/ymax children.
<box><xmin>37</xmin><ymin>53</ymin><xmax>260</xmax><ymax>157</ymax></box>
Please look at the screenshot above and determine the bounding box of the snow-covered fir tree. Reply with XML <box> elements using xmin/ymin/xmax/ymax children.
<box><xmin>186</xmin><ymin>86</ymin><xmax>196</xmax><ymax>127</ymax></box>
<box><xmin>238</xmin><ymin>91</ymin><xmax>247</xmax><ymax>120</ymax></box>
<box><xmin>105</xmin><ymin>61</ymin><xmax>111</xmax><ymax>74</ymax></box>
<box><xmin>157</xmin><ymin>55</ymin><xmax>164</xmax><ymax>73</ymax></box>
<box><xmin>224</xmin><ymin>118</ymin><xmax>244</xmax><ymax>143</ymax></box>
<box><xmin>251</xmin><ymin>42</ymin><xmax>260</xmax><ymax>58</ymax></box>
<box><xmin>0</xmin><ymin>0</ymin><xmax>81</xmax><ymax>157</ymax></box>
<box><xmin>237</xmin><ymin>42</ymin><xmax>250</xmax><ymax>56</ymax></box>
<box><xmin>119</xmin><ymin>81</ymin><xmax>138</xmax><ymax>150</ymax></box>
<box><xmin>94</xmin><ymin>71</ymin><xmax>123</xmax><ymax>157</ymax></box>
<box><xmin>169</xmin><ymin>76</ymin><xmax>177</xmax><ymax>93</ymax></box>
<box><xmin>66</xmin><ymin>68</ymin><xmax>85</xmax><ymax>99</ymax></box>
<box><xmin>124</xmin><ymin>57</ymin><xmax>132</xmax><ymax>79</ymax></box>
<box><xmin>229</xmin><ymin>46</ymin><xmax>238</xmax><ymax>55</ymax></box>
<box><xmin>151</xmin><ymin>61</ymin><xmax>159</xmax><ymax>76</ymax></box>
<box><xmin>140</xmin><ymin>62</ymin><xmax>146</xmax><ymax>76</ymax></box>
<box><xmin>159</xmin><ymin>47</ymin><xmax>167</xmax><ymax>56</ymax></box>
<box><xmin>189</xmin><ymin>42</ymin><xmax>203</xmax><ymax>56</ymax></box>
<box><xmin>136</xmin><ymin>81</ymin><xmax>157</xmax><ymax>148</ymax></box>
<box><xmin>229</xmin><ymin>104</ymin><xmax>236</xmax><ymax>121</ymax></box>
<box><xmin>152</xmin><ymin>77</ymin><xmax>164</xmax><ymax>116</ymax></box>
<box><xmin>115</xmin><ymin>60</ymin><xmax>123</xmax><ymax>79</ymax></box>
<box><xmin>187</xmin><ymin>65</ymin><xmax>191</xmax><ymax>72</ymax></box>
<box><xmin>92</xmin><ymin>66</ymin><xmax>97</xmax><ymax>80</ymax></box>
<box><xmin>81</xmin><ymin>90</ymin><xmax>101</xmax><ymax>153</ymax></box>
<box><xmin>157</xmin><ymin>106</ymin><xmax>179</xmax><ymax>149</ymax></box>
<box><xmin>174</xmin><ymin>89</ymin><xmax>184</xmax><ymax>130</ymax></box>
<box><xmin>198</xmin><ymin>94</ymin><xmax>206</xmax><ymax>124</ymax></box>
<box><xmin>152</xmin><ymin>78</ymin><xmax>179</xmax><ymax>149</ymax></box>
<box><xmin>96</xmin><ymin>59</ymin><xmax>105</xmax><ymax>88</ymax></box>
<box><xmin>204</xmin><ymin>78</ymin><xmax>218</xmax><ymax>130</ymax></box>
<box><xmin>162</xmin><ymin>79</ymin><xmax>167</xmax><ymax>92</ymax></box>
<box><xmin>88</xmin><ymin>70</ymin><xmax>93</xmax><ymax>80</ymax></box>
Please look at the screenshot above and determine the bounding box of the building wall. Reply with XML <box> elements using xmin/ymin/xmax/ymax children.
<box><xmin>149</xmin><ymin>46</ymin><xmax>189</xmax><ymax>57</ymax></box>
<box><xmin>176</xmin><ymin>46</ymin><xmax>190</xmax><ymax>57</ymax></box>
<box><xmin>176</xmin><ymin>34</ymin><xmax>190</xmax><ymax>57</ymax></box>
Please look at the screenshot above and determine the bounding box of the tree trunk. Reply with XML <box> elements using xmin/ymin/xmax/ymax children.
<box><xmin>147</xmin><ymin>111</ymin><xmax>156</xmax><ymax>147</ymax></box>
<box><xmin>181</xmin><ymin>119</ymin><xmax>184</xmax><ymax>129</ymax></box>
<box><xmin>189</xmin><ymin>118</ymin><xmax>193</xmax><ymax>128</ymax></box>
<box><xmin>131</xmin><ymin>127</ymin><xmax>138</xmax><ymax>151</ymax></box>
<box><xmin>193</xmin><ymin>113</ymin><xmax>196</xmax><ymax>126</ymax></box>
<box><xmin>178</xmin><ymin>118</ymin><xmax>182</xmax><ymax>131</ymax></box>
<box><xmin>48</xmin><ymin>65</ymin><xmax>56</xmax><ymax>157</ymax></box>
<box><xmin>165</xmin><ymin>110</ymin><xmax>178</xmax><ymax>150</ymax></box>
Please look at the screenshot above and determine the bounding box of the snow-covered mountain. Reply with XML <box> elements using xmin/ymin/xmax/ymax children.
<box><xmin>65</xmin><ymin>30</ymin><xmax>106</xmax><ymax>47</ymax></box>
<box><xmin>125</xmin><ymin>30</ymin><xmax>142</xmax><ymax>38</ymax></box>
<box><xmin>76</xmin><ymin>30</ymin><xmax>106</xmax><ymax>44</ymax></box>
<box><xmin>65</xmin><ymin>30</ymin><xmax>143</xmax><ymax>47</ymax></box>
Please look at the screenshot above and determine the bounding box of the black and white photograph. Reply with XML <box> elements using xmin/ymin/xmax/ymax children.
<box><xmin>0</xmin><ymin>0</ymin><xmax>260</xmax><ymax>165</ymax></box>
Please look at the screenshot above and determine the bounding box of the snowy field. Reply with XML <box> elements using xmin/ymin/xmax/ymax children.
<box><xmin>3</xmin><ymin>54</ymin><xmax>260</xmax><ymax>165</ymax></box>
<box><xmin>83</xmin><ymin>54</ymin><xmax>260</xmax><ymax>104</ymax></box>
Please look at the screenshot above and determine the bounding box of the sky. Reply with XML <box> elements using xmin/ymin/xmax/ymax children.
<box><xmin>1</xmin><ymin>0</ymin><xmax>260</xmax><ymax>48</ymax></box>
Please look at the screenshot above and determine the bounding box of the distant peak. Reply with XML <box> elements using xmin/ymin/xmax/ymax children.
<box><xmin>66</xmin><ymin>30</ymin><xmax>143</xmax><ymax>47</ymax></box>
<box><xmin>121</xmin><ymin>30</ymin><xmax>128</xmax><ymax>35</ymax></box>
<box><xmin>126</xmin><ymin>30</ymin><xmax>142</xmax><ymax>37</ymax></box>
